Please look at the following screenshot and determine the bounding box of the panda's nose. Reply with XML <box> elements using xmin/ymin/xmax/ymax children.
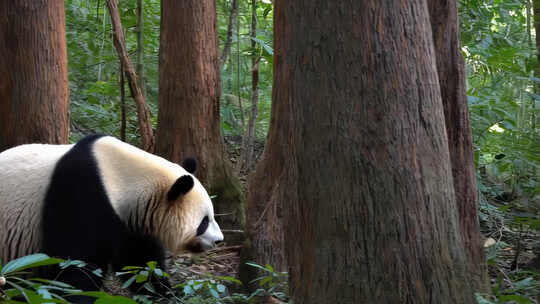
<box><xmin>215</xmin><ymin>239</ymin><xmax>223</xmax><ymax>246</ymax></box>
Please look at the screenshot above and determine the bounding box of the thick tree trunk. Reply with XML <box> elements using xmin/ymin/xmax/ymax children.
<box><xmin>427</xmin><ymin>0</ymin><xmax>488</xmax><ymax>292</ymax></box>
<box><xmin>157</xmin><ymin>0</ymin><xmax>245</xmax><ymax>242</ymax></box>
<box><xmin>107</xmin><ymin>0</ymin><xmax>154</xmax><ymax>152</ymax></box>
<box><xmin>220</xmin><ymin>0</ymin><xmax>239</xmax><ymax>68</ymax></box>
<box><xmin>0</xmin><ymin>1</ymin><xmax>69</xmax><ymax>151</ymax></box>
<box><xmin>248</xmin><ymin>1</ymin><xmax>478</xmax><ymax>303</ymax></box>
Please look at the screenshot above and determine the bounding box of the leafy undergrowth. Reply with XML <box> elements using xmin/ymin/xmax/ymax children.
<box><xmin>0</xmin><ymin>250</ymin><xmax>289</xmax><ymax>304</ymax></box>
<box><xmin>476</xmin><ymin>179</ymin><xmax>540</xmax><ymax>304</ymax></box>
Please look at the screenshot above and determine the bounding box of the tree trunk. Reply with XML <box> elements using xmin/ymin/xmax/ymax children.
<box><xmin>107</xmin><ymin>0</ymin><xmax>154</xmax><ymax>152</ymax></box>
<box><xmin>0</xmin><ymin>1</ymin><xmax>69</xmax><ymax>151</ymax></box>
<box><xmin>156</xmin><ymin>0</ymin><xmax>245</xmax><ymax>243</ymax></box>
<box><xmin>532</xmin><ymin>0</ymin><xmax>540</xmax><ymax>133</ymax></box>
<box><xmin>136</xmin><ymin>0</ymin><xmax>146</xmax><ymax>98</ymax></box>
<box><xmin>427</xmin><ymin>0</ymin><xmax>488</xmax><ymax>292</ymax></box>
<box><xmin>238</xmin><ymin>2</ymin><xmax>267</xmax><ymax>291</ymax></box>
<box><xmin>249</xmin><ymin>0</ymin><xmax>478</xmax><ymax>303</ymax></box>
<box><xmin>238</xmin><ymin>0</ymin><xmax>260</xmax><ymax>173</ymax></box>
<box><xmin>220</xmin><ymin>0</ymin><xmax>239</xmax><ymax>68</ymax></box>
<box><xmin>120</xmin><ymin>59</ymin><xmax>127</xmax><ymax>142</ymax></box>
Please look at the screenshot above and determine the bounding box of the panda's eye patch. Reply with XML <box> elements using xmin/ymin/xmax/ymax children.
<box><xmin>196</xmin><ymin>216</ymin><xmax>209</xmax><ymax>236</ymax></box>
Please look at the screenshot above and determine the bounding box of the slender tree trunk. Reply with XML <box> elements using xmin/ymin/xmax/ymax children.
<box><xmin>120</xmin><ymin>59</ymin><xmax>127</xmax><ymax>142</ymax></box>
<box><xmin>136</xmin><ymin>0</ymin><xmax>146</xmax><ymax>98</ymax></box>
<box><xmin>157</xmin><ymin>0</ymin><xmax>245</xmax><ymax>243</ymax></box>
<box><xmin>531</xmin><ymin>0</ymin><xmax>540</xmax><ymax>132</ymax></box>
<box><xmin>238</xmin><ymin>0</ymin><xmax>260</xmax><ymax>172</ymax></box>
<box><xmin>0</xmin><ymin>1</ymin><xmax>69</xmax><ymax>151</ymax></box>
<box><xmin>247</xmin><ymin>0</ymin><xmax>478</xmax><ymax>303</ymax></box>
<box><xmin>107</xmin><ymin>0</ymin><xmax>154</xmax><ymax>152</ymax></box>
<box><xmin>238</xmin><ymin>2</ymin><xmax>266</xmax><ymax>290</ymax></box>
<box><xmin>427</xmin><ymin>0</ymin><xmax>488</xmax><ymax>292</ymax></box>
<box><xmin>220</xmin><ymin>0</ymin><xmax>239</xmax><ymax>68</ymax></box>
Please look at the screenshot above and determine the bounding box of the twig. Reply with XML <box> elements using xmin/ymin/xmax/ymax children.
<box><xmin>221</xmin><ymin>229</ymin><xmax>245</xmax><ymax>234</ymax></box>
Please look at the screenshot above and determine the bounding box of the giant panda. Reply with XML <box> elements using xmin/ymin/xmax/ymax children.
<box><xmin>0</xmin><ymin>134</ymin><xmax>223</xmax><ymax>296</ymax></box>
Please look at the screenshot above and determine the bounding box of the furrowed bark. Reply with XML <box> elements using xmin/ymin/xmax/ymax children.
<box><xmin>427</xmin><ymin>0</ymin><xmax>489</xmax><ymax>292</ymax></box>
<box><xmin>0</xmin><ymin>0</ymin><xmax>69</xmax><ymax>151</ymax></box>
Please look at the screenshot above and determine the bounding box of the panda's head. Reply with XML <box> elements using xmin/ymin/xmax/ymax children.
<box><xmin>159</xmin><ymin>159</ymin><xmax>224</xmax><ymax>254</ymax></box>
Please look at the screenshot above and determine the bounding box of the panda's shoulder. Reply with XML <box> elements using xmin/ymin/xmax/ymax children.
<box><xmin>91</xmin><ymin>135</ymin><xmax>183</xmax><ymax>176</ymax></box>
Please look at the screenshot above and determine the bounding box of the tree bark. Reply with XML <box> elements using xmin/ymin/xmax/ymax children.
<box><xmin>156</xmin><ymin>0</ymin><xmax>245</xmax><ymax>242</ymax></box>
<box><xmin>248</xmin><ymin>0</ymin><xmax>478</xmax><ymax>303</ymax></box>
<box><xmin>107</xmin><ymin>0</ymin><xmax>154</xmax><ymax>152</ymax></box>
<box><xmin>427</xmin><ymin>0</ymin><xmax>488</xmax><ymax>292</ymax></box>
<box><xmin>220</xmin><ymin>0</ymin><xmax>239</xmax><ymax>68</ymax></box>
<box><xmin>0</xmin><ymin>1</ymin><xmax>69</xmax><ymax>151</ymax></box>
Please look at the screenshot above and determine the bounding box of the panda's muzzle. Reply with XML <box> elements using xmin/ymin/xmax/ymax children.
<box><xmin>185</xmin><ymin>216</ymin><xmax>224</xmax><ymax>253</ymax></box>
<box><xmin>185</xmin><ymin>236</ymin><xmax>219</xmax><ymax>253</ymax></box>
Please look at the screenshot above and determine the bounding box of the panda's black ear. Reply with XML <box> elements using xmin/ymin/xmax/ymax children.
<box><xmin>182</xmin><ymin>157</ymin><xmax>197</xmax><ymax>174</ymax></box>
<box><xmin>168</xmin><ymin>175</ymin><xmax>194</xmax><ymax>201</ymax></box>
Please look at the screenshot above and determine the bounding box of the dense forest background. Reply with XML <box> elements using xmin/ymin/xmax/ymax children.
<box><xmin>0</xmin><ymin>0</ymin><xmax>538</xmax><ymax>303</ymax></box>
<box><xmin>67</xmin><ymin>0</ymin><xmax>274</xmax><ymax>148</ymax></box>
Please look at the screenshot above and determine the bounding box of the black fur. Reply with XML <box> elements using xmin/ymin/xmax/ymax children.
<box><xmin>167</xmin><ymin>175</ymin><xmax>194</xmax><ymax>201</ymax></box>
<box><xmin>41</xmin><ymin>134</ymin><xmax>167</xmax><ymax>302</ymax></box>
<box><xmin>182</xmin><ymin>157</ymin><xmax>197</xmax><ymax>174</ymax></box>
<box><xmin>196</xmin><ymin>216</ymin><xmax>209</xmax><ymax>236</ymax></box>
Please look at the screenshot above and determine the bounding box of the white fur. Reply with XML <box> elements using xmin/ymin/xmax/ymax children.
<box><xmin>199</xmin><ymin>220</ymin><xmax>224</xmax><ymax>251</ymax></box>
<box><xmin>0</xmin><ymin>143</ymin><xmax>73</xmax><ymax>261</ymax></box>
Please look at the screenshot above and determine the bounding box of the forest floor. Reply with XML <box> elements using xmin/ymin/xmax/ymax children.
<box><xmin>479</xmin><ymin>197</ymin><xmax>540</xmax><ymax>290</ymax></box>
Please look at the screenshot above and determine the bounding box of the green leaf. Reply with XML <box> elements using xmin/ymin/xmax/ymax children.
<box><xmin>121</xmin><ymin>265</ymin><xmax>143</xmax><ymax>271</ymax></box>
<box><xmin>214</xmin><ymin>275</ymin><xmax>242</xmax><ymax>285</ymax></box>
<box><xmin>216</xmin><ymin>284</ymin><xmax>226</xmax><ymax>293</ymax></box>
<box><xmin>30</xmin><ymin>278</ymin><xmax>74</xmax><ymax>289</ymax></box>
<box><xmin>59</xmin><ymin>260</ymin><xmax>86</xmax><ymax>269</ymax></box>
<box><xmin>245</xmin><ymin>262</ymin><xmax>271</xmax><ymax>273</ymax></box>
<box><xmin>92</xmin><ymin>268</ymin><xmax>103</xmax><ymax>277</ymax></box>
<box><xmin>121</xmin><ymin>275</ymin><xmax>137</xmax><ymax>289</ymax></box>
<box><xmin>2</xmin><ymin>254</ymin><xmax>63</xmax><ymax>275</ymax></box>
<box><xmin>94</xmin><ymin>296</ymin><xmax>137</xmax><ymax>304</ymax></box>
<box><xmin>183</xmin><ymin>285</ymin><xmax>194</xmax><ymax>295</ymax></box>
<box><xmin>36</xmin><ymin>287</ymin><xmax>53</xmax><ymax>300</ymax></box>
<box><xmin>513</xmin><ymin>277</ymin><xmax>534</xmax><ymax>289</ymax></box>
<box><xmin>153</xmin><ymin>268</ymin><xmax>163</xmax><ymax>277</ymax></box>
<box><xmin>497</xmin><ymin>294</ymin><xmax>534</xmax><ymax>304</ymax></box>
<box><xmin>68</xmin><ymin>291</ymin><xmax>110</xmax><ymax>298</ymax></box>
<box><xmin>250</xmin><ymin>37</ymin><xmax>273</xmax><ymax>55</ymax></box>
<box><xmin>135</xmin><ymin>274</ymin><xmax>148</xmax><ymax>283</ymax></box>
<box><xmin>146</xmin><ymin>261</ymin><xmax>157</xmax><ymax>270</ymax></box>
<box><xmin>209</xmin><ymin>288</ymin><xmax>220</xmax><ymax>299</ymax></box>
<box><xmin>259</xmin><ymin>276</ymin><xmax>273</xmax><ymax>287</ymax></box>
